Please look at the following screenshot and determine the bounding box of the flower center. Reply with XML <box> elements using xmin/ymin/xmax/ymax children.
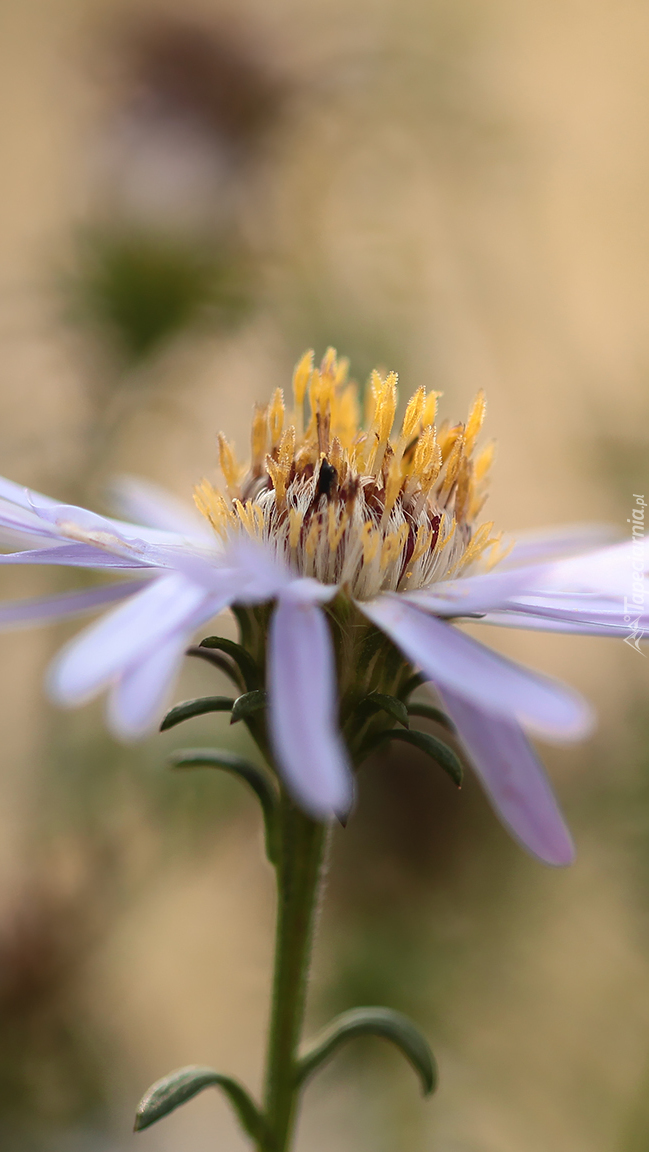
<box><xmin>195</xmin><ymin>349</ymin><xmax>508</xmax><ymax>599</ymax></box>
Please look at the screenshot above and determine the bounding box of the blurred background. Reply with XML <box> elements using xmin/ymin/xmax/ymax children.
<box><xmin>0</xmin><ymin>0</ymin><xmax>648</xmax><ymax>1148</ymax></box>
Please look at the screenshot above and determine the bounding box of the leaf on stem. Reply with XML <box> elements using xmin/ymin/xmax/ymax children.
<box><xmin>355</xmin><ymin>692</ymin><xmax>410</xmax><ymax>729</ymax></box>
<box><xmin>361</xmin><ymin>728</ymin><xmax>463</xmax><ymax>787</ymax></box>
<box><xmin>296</xmin><ymin>1007</ymin><xmax>437</xmax><ymax>1096</ymax></box>
<box><xmin>199</xmin><ymin>636</ymin><xmax>261</xmax><ymax>691</ymax></box>
<box><xmin>160</xmin><ymin>696</ymin><xmax>235</xmax><ymax>731</ymax></box>
<box><xmin>168</xmin><ymin>749</ymin><xmax>279</xmax><ymax>863</ymax></box>
<box><xmin>230</xmin><ymin>689</ymin><xmax>268</xmax><ymax>724</ymax></box>
<box><xmin>186</xmin><ymin>645</ymin><xmax>244</xmax><ymax>690</ymax></box>
<box><xmin>134</xmin><ymin>1064</ymin><xmax>268</xmax><ymax>1140</ymax></box>
<box><xmin>400</xmin><ymin>671</ymin><xmax>427</xmax><ymax>699</ymax></box>
<box><xmin>406</xmin><ymin>701</ymin><xmax>456</xmax><ymax>733</ymax></box>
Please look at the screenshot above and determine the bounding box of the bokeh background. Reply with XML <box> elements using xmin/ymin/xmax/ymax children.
<box><xmin>0</xmin><ymin>0</ymin><xmax>648</xmax><ymax>1149</ymax></box>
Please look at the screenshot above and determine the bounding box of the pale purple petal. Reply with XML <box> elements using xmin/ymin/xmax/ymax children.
<box><xmin>106</xmin><ymin>590</ymin><xmax>227</xmax><ymax>738</ymax></box>
<box><xmin>0</xmin><ymin>544</ymin><xmax>151</xmax><ymax>568</ymax></box>
<box><xmin>360</xmin><ymin>596</ymin><xmax>594</xmax><ymax>741</ymax></box>
<box><xmin>0</xmin><ymin>500</ymin><xmax>65</xmax><ymax>545</ymax></box>
<box><xmin>28</xmin><ymin>493</ymin><xmax>203</xmax><ymax>549</ymax></box>
<box><xmin>436</xmin><ymin>686</ymin><xmax>575</xmax><ymax>866</ymax></box>
<box><xmin>478</xmin><ymin>611</ymin><xmax>642</xmax><ymax>637</ymax></box>
<box><xmin>48</xmin><ymin>574</ymin><xmax>215</xmax><ymax>705</ymax></box>
<box><xmin>403</xmin><ymin>565</ymin><xmax>551</xmax><ymax>617</ymax></box>
<box><xmin>106</xmin><ymin>632</ymin><xmax>191</xmax><ymax>738</ymax></box>
<box><xmin>540</xmin><ymin>540</ymin><xmax>647</xmax><ymax>596</ymax></box>
<box><xmin>268</xmin><ymin>597</ymin><xmax>353</xmax><ymax>818</ymax></box>
<box><xmin>0</xmin><ymin>476</ymin><xmax>59</xmax><ymax>510</ymax></box>
<box><xmin>28</xmin><ymin>498</ymin><xmax>144</xmax><ymax>544</ymax></box>
<box><xmin>0</xmin><ymin>581</ymin><xmax>146</xmax><ymax>628</ymax></box>
<box><xmin>500</xmin><ymin>524</ymin><xmax>618</xmax><ymax>568</ymax></box>
<box><xmin>497</xmin><ymin>593</ymin><xmax>649</xmax><ymax>632</ymax></box>
<box><xmin>106</xmin><ymin>475</ymin><xmax>214</xmax><ymax>542</ymax></box>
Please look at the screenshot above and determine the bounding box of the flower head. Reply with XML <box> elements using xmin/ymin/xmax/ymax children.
<box><xmin>0</xmin><ymin>351</ymin><xmax>645</xmax><ymax>867</ymax></box>
<box><xmin>194</xmin><ymin>348</ymin><xmax>502</xmax><ymax>599</ymax></box>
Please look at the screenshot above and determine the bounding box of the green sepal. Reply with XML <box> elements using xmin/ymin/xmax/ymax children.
<box><xmin>186</xmin><ymin>644</ymin><xmax>244</xmax><ymax>691</ymax></box>
<box><xmin>406</xmin><ymin>701</ymin><xmax>456</xmax><ymax>733</ymax></box>
<box><xmin>362</xmin><ymin>728</ymin><xmax>463</xmax><ymax>787</ymax></box>
<box><xmin>296</xmin><ymin>1007</ymin><xmax>437</xmax><ymax>1096</ymax></box>
<box><xmin>230</xmin><ymin>689</ymin><xmax>268</xmax><ymax>725</ymax></box>
<box><xmin>356</xmin><ymin>692</ymin><xmax>410</xmax><ymax>729</ymax></box>
<box><xmin>168</xmin><ymin>749</ymin><xmax>279</xmax><ymax>863</ymax></box>
<box><xmin>133</xmin><ymin>1064</ymin><xmax>268</xmax><ymax>1141</ymax></box>
<box><xmin>199</xmin><ymin>636</ymin><xmax>260</xmax><ymax>691</ymax></box>
<box><xmin>160</xmin><ymin>696</ymin><xmax>235</xmax><ymax>732</ymax></box>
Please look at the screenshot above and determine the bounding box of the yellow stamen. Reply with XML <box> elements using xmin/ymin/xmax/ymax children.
<box><xmin>233</xmin><ymin>498</ymin><xmax>260</xmax><ymax>538</ymax></box>
<box><xmin>422</xmin><ymin>390</ymin><xmax>442</xmax><ymax>428</ymax></box>
<box><xmin>366</xmin><ymin>371</ymin><xmax>397</xmax><ymax>473</ymax></box>
<box><xmin>410</xmin><ymin>425</ymin><xmax>440</xmax><ymax>489</ymax></box>
<box><xmin>278</xmin><ymin>426</ymin><xmax>296</xmax><ymax>472</ymax></box>
<box><xmin>410</xmin><ymin>524</ymin><xmax>433</xmax><ymax>565</ymax></box>
<box><xmin>361</xmin><ymin>520</ymin><xmax>380</xmax><ymax>565</ymax></box>
<box><xmin>474</xmin><ymin>441</ymin><xmax>495</xmax><ymax>482</ymax></box>
<box><xmin>464</xmin><ymin>390</ymin><xmax>486</xmax><ymax>456</ymax></box>
<box><xmin>218</xmin><ymin>433</ymin><xmax>242</xmax><ymax>495</ymax></box>
<box><xmin>288</xmin><ymin>508</ymin><xmax>303</xmax><ymax>549</ymax></box>
<box><xmin>383</xmin><ymin>456</ymin><xmax>402</xmax><ymax>519</ymax></box>
<box><xmin>268</xmin><ymin>388</ymin><xmax>285</xmax><ymax>450</ymax></box>
<box><xmin>454</xmin><ymin>458</ymin><xmax>473</xmax><ymax>524</ymax></box>
<box><xmin>292</xmin><ymin>351</ymin><xmax>313</xmax><ymax>410</ymax></box>
<box><xmin>436</xmin><ymin>515</ymin><xmax>456</xmax><ymax>552</ymax></box>
<box><xmin>329</xmin><ymin>436</ymin><xmax>345</xmax><ymax>479</ymax></box>
<box><xmin>334</xmin><ymin>356</ymin><xmax>350</xmax><ymax>387</ymax></box>
<box><xmin>305</xmin><ymin>516</ymin><xmax>321</xmax><ymax>557</ymax></box>
<box><xmin>400</xmin><ymin>386</ymin><xmax>426</xmax><ymax>442</ymax></box>
<box><xmin>333</xmin><ymin>385</ymin><xmax>360</xmax><ymax>450</ymax></box>
<box><xmin>450</xmin><ymin>521</ymin><xmax>495</xmax><ymax>575</ymax></box>
<box><xmin>193</xmin><ymin>481</ymin><xmax>232</xmax><ymax>539</ymax></box>
<box><xmin>266</xmin><ymin>456</ymin><xmax>288</xmax><ymax>504</ymax></box>
<box><xmin>439</xmin><ymin>435</ymin><xmax>464</xmax><ymax>500</ymax></box>
<box><xmin>380</xmin><ymin>523</ymin><xmax>408</xmax><ymax>571</ymax></box>
<box><xmin>251</xmin><ymin>404</ymin><xmax>268</xmax><ymax>475</ymax></box>
<box><xmin>327</xmin><ymin>504</ymin><xmax>349</xmax><ymax>550</ymax></box>
<box><xmin>321</xmin><ymin>346</ymin><xmax>338</xmax><ymax>382</ymax></box>
<box><xmin>438</xmin><ymin>421</ymin><xmax>462</xmax><ymax>462</ymax></box>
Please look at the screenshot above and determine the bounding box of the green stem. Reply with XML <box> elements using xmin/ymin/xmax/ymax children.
<box><xmin>261</xmin><ymin>794</ymin><xmax>327</xmax><ymax>1152</ymax></box>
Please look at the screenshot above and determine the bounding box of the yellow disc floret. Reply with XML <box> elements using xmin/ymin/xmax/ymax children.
<box><xmin>194</xmin><ymin>350</ymin><xmax>507</xmax><ymax>599</ymax></box>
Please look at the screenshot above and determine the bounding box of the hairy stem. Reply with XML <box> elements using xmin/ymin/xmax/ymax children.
<box><xmin>261</xmin><ymin>795</ymin><xmax>327</xmax><ymax>1152</ymax></box>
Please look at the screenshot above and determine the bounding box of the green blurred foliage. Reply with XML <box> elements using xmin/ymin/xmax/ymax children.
<box><xmin>68</xmin><ymin>229</ymin><xmax>252</xmax><ymax>365</ymax></box>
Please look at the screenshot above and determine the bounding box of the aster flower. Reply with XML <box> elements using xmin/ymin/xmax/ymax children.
<box><xmin>0</xmin><ymin>350</ymin><xmax>644</xmax><ymax>867</ymax></box>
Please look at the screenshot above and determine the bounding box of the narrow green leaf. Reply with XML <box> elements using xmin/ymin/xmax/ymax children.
<box><xmin>168</xmin><ymin>749</ymin><xmax>279</xmax><ymax>863</ymax></box>
<box><xmin>160</xmin><ymin>696</ymin><xmax>234</xmax><ymax>732</ymax></box>
<box><xmin>134</xmin><ymin>1064</ymin><xmax>268</xmax><ymax>1140</ymax></box>
<box><xmin>356</xmin><ymin>692</ymin><xmax>410</xmax><ymax>729</ymax></box>
<box><xmin>400</xmin><ymin>671</ymin><xmax>427</xmax><ymax>699</ymax></box>
<box><xmin>363</xmin><ymin>728</ymin><xmax>463</xmax><ymax>787</ymax></box>
<box><xmin>199</xmin><ymin>636</ymin><xmax>260</xmax><ymax>690</ymax></box>
<box><xmin>186</xmin><ymin>645</ymin><xmax>244</xmax><ymax>690</ymax></box>
<box><xmin>297</xmin><ymin>1007</ymin><xmax>437</xmax><ymax>1096</ymax></box>
<box><xmin>406</xmin><ymin>702</ymin><xmax>456</xmax><ymax>733</ymax></box>
<box><xmin>230</xmin><ymin>689</ymin><xmax>268</xmax><ymax>724</ymax></box>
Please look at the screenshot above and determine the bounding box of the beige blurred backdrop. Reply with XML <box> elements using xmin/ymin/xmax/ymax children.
<box><xmin>0</xmin><ymin>0</ymin><xmax>648</xmax><ymax>1149</ymax></box>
